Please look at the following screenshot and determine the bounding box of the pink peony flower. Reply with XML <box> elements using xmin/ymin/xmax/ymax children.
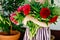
<box><xmin>10</xmin><ymin>13</ymin><xmax>19</xmax><ymax>25</ymax></box>
<box><xmin>10</xmin><ymin>17</ymin><xmax>15</xmax><ymax>21</ymax></box>
<box><xmin>13</xmin><ymin>19</ymin><xmax>19</xmax><ymax>25</ymax></box>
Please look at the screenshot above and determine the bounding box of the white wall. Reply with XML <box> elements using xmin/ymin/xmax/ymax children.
<box><xmin>50</xmin><ymin>0</ymin><xmax>60</xmax><ymax>30</ymax></box>
<box><xmin>54</xmin><ymin>0</ymin><xmax>60</xmax><ymax>7</ymax></box>
<box><xmin>50</xmin><ymin>19</ymin><xmax>60</xmax><ymax>30</ymax></box>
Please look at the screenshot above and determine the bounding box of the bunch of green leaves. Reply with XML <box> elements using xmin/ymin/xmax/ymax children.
<box><xmin>27</xmin><ymin>21</ymin><xmax>41</xmax><ymax>38</ymax></box>
<box><xmin>0</xmin><ymin>13</ymin><xmax>25</xmax><ymax>34</ymax></box>
<box><xmin>14</xmin><ymin>12</ymin><xmax>25</xmax><ymax>25</ymax></box>
<box><xmin>0</xmin><ymin>14</ymin><xmax>11</xmax><ymax>33</ymax></box>
<box><xmin>51</xmin><ymin>7</ymin><xmax>60</xmax><ymax>16</ymax></box>
<box><xmin>12</xmin><ymin>23</ymin><xmax>25</xmax><ymax>33</ymax></box>
<box><xmin>2</xmin><ymin>0</ymin><xmax>25</xmax><ymax>13</ymax></box>
<box><xmin>30</xmin><ymin>2</ymin><xmax>42</xmax><ymax>20</ymax></box>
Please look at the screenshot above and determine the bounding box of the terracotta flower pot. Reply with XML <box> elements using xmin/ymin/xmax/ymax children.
<box><xmin>0</xmin><ymin>31</ymin><xmax>20</xmax><ymax>40</ymax></box>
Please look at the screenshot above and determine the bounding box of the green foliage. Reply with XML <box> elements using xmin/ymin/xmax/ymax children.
<box><xmin>51</xmin><ymin>0</ymin><xmax>54</xmax><ymax>4</ymax></box>
<box><xmin>2</xmin><ymin>0</ymin><xmax>25</xmax><ymax>34</ymax></box>
<box><xmin>14</xmin><ymin>13</ymin><xmax>25</xmax><ymax>24</ymax></box>
<box><xmin>52</xmin><ymin>7</ymin><xmax>60</xmax><ymax>16</ymax></box>
<box><xmin>30</xmin><ymin>2</ymin><xmax>42</xmax><ymax>22</ymax></box>
<box><xmin>2</xmin><ymin>0</ymin><xmax>25</xmax><ymax>13</ymax></box>
<box><xmin>0</xmin><ymin>13</ymin><xmax>25</xmax><ymax>34</ymax></box>
<box><xmin>12</xmin><ymin>24</ymin><xmax>25</xmax><ymax>33</ymax></box>
<box><xmin>27</xmin><ymin>21</ymin><xmax>40</xmax><ymax>37</ymax></box>
<box><xmin>30</xmin><ymin>2</ymin><xmax>42</xmax><ymax>13</ymax></box>
<box><xmin>0</xmin><ymin>14</ymin><xmax>11</xmax><ymax>33</ymax></box>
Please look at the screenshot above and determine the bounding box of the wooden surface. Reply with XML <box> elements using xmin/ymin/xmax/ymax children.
<box><xmin>51</xmin><ymin>30</ymin><xmax>60</xmax><ymax>40</ymax></box>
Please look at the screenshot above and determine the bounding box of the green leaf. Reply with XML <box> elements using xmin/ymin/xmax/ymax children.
<box><xmin>27</xmin><ymin>21</ymin><xmax>40</xmax><ymax>37</ymax></box>
<box><xmin>52</xmin><ymin>7</ymin><xmax>60</xmax><ymax>16</ymax></box>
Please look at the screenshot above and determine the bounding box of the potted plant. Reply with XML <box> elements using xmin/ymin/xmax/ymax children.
<box><xmin>0</xmin><ymin>13</ymin><xmax>21</xmax><ymax>40</ymax></box>
<box><xmin>1</xmin><ymin>0</ymin><xmax>26</xmax><ymax>40</ymax></box>
<box><xmin>10</xmin><ymin>0</ymin><xmax>60</xmax><ymax>40</ymax></box>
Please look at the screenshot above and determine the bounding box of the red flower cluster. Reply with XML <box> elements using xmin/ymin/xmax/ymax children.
<box><xmin>23</xmin><ymin>4</ymin><xmax>30</xmax><ymax>15</ymax></box>
<box><xmin>11</xmin><ymin>4</ymin><xmax>58</xmax><ymax>24</ymax></box>
<box><xmin>10</xmin><ymin>4</ymin><xmax>30</xmax><ymax>25</ymax></box>
<box><xmin>49</xmin><ymin>16</ymin><xmax>58</xmax><ymax>23</ymax></box>
<box><xmin>17</xmin><ymin>4</ymin><xmax>30</xmax><ymax>15</ymax></box>
<box><xmin>40</xmin><ymin>8</ymin><xmax>50</xmax><ymax>19</ymax></box>
<box><xmin>10</xmin><ymin>12</ymin><xmax>19</xmax><ymax>25</ymax></box>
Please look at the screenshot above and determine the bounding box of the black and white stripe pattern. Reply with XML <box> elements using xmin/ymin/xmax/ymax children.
<box><xmin>23</xmin><ymin>27</ymin><xmax>50</xmax><ymax>40</ymax></box>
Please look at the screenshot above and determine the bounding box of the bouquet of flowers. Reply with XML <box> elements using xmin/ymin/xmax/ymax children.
<box><xmin>10</xmin><ymin>0</ymin><xmax>60</xmax><ymax>39</ymax></box>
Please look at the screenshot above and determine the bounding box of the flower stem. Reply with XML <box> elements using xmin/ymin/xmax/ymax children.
<box><xmin>10</xmin><ymin>26</ymin><xmax>12</xmax><ymax>34</ymax></box>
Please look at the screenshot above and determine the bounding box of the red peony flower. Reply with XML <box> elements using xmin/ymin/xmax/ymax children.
<box><xmin>17</xmin><ymin>6</ymin><xmax>23</xmax><ymax>13</ymax></box>
<box><xmin>49</xmin><ymin>16</ymin><xmax>58</xmax><ymax>23</ymax></box>
<box><xmin>23</xmin><ymin>4</ymin><xmax>30</xmax><ymax>15</ymax></box>
<box><xmin>40</xmin><ymin>8</ymin><xmax>50</xmax><ymax>19</ymax></box>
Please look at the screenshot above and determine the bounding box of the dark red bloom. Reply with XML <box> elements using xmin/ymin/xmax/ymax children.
<box><xmin>40</xmin><ymin>8</ymin><xmax>50</xmax><ymax>19</ymax></box>
<box><xmin>49</xmin><ymin>16</ymin><xmax>58</xmax><ymax>23</ymax></box>
<box><xmin>17</xmin><ymin>6</ymin><xmax>23</xmax><ymax>12</ymax></box>
<box><xmin>23</xmin><ymin>4</ymin><xmax>30</xmax><ymax>15</ymax></box>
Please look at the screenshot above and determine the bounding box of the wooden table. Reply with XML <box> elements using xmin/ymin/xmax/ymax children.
<box><xmin>51</xmin><ymin>29</ymin><xmax>60</xmax><ymax>40</ymax></box>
